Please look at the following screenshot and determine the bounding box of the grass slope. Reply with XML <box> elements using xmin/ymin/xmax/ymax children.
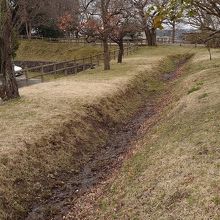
<box><xmin>67</xmin><ymin>48</ymin><xmax>220</xmax><ymax>219</ymax></box>
<box><xmin>16</xmin><ymin>40</ymin><xmax>102</xmax><ymax>61</ymax></box>
<box><xmin>0</xmin><ymin>45</ymin><xmax>196</xmax><ymax>219</ymax></box>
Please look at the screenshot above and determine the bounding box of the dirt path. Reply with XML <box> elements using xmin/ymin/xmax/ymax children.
<box><xmin>25</xmin><ymin>65</ymin><xmax>185</xmax><ymax>220</ymax></box>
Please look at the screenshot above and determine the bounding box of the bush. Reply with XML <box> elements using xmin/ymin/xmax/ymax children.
<box><xmin>36</xmin><ymin>25</ymin><xmax>64</xmax><ymax>38</ymax></box>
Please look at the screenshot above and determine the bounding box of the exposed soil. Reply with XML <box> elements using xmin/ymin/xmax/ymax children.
<box><xmin>25</xmin><ymin>64</ymin><xmax>185</xmax><ymax>220</ymax></box>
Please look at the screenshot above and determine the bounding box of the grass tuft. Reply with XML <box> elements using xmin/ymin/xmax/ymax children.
<box><xmin>188</xmin><ymin>86</ymin><xmax>201</xmax><ymax>94</ymax></box>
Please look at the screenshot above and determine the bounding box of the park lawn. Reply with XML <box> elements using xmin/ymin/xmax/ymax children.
<box><xmin>65</xmin><ymin>47</ymin><xmax>220</xmax><ymax>219</ymax></box>
<box><xmin>0</xmin><ymin>45</ymin><xmax>202</xmax><ymax>219</ymax></box>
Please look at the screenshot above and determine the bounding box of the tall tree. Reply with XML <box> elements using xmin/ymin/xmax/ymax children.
<box><xmin>0</xmin><ymin>0</ymin><xmax>19</xmax><ymax>100</ymax></box>
<box><xmin>19</xmin><ymin>0</ymin><xmax>45</xmax><ymax>39</ymax></box>
<box><xmin>131</xmin><ymin>0</ymin><xmax>153</xmax><ymax>45</ymax></box>
<box><xmin>131</xmin><ymin>0</ymin><xmax>166</xmax><ymax>46</ymax></box>
<box><xmin>162</xmin><ymin>0</ymin><xmax>184</xmax><ymax>43</ymax></box>
<box><xmin>57</xmin><ymin>0</ymin><xmax>80</xmax><ymax>38</ymax></box>
<box><xmin>110</xmin><ymin>8</ymin><xmax>138</xmax><ymax>63</ymax></box>
<box><xmin>80</xmin><ymin>0</ymin><xmax>124</xmax><ymax>70</ymax></box>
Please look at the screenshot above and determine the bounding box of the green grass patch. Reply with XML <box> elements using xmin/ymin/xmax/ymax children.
<box><xmin>212</xmin><ymin>196</ymin><xmax>220</xmax><ymax>206</ymax></box>
<box><xmin>188</xmin><ymin>86</ymin><xmax>201</xmax><ymax>94</ymax></box>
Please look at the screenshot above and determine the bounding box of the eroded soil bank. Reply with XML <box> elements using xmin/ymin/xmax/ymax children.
<box><xmin>25</xmin><ymin>55</ymin><xmax>192</xmax><ymax>220</ymax></box>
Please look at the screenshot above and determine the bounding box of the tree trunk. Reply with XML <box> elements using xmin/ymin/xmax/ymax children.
<box><xmin>0</xmin><ymin>1</ymin><xmax>20</xmax><ymax>101</ymax></box>
<box><xmin>172</xmin><ymin>21</ymin><xmax>176</xmax><ymax>44</ymax></box>
<box><xmin>117</xmin><ymin>40</ymin><xmax>124</xmax><ymax>63</ymax></box>
<box><xmin>75</xmin><ymin>31</ymin><xmax>79</xmax><ymax>39</ymax></box>
<box><xmin>144</xmin><ymin>29</ymin><xmax>151</xmax><ymax>45</ymax></box>
<box><xmin>28</xmin><ymin>22</ymin><xmax>32</xmax><ymax>39</ymax></box>
<box><xmin>100</xmin><ymin>0</ymin><xmax>111</xmax><ymax>71</ymax></box>
<box><xmin>103</xmin><ymin>38</ymin><xmax>110</xmax><ymax>70</ymax></box>
<box><xmin>25</xmin><ymin>21</ymin><xmax>32</xmax><ymax>39</ymax></box>
<box><xmin>145</xmin><ymin>28</ymin><xmax>156</xmax><ymax>46</ymax></box>
<box><xmin>152</xmin><ymin>29</ymin><xmax>157</xmax><ymax>46</ymax></box>
<box><xmin>207</xmin><ymin>46</ymin><xmax>212</xmax><ymax>60</ymax></box>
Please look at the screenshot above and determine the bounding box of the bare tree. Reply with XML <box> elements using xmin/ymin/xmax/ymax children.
<box><xmin>0</xmin><ymin>0</ymin><xmax>20</xmax><ymax>100</ymax></box>
<box><xmin>131</xmin><ymin>0</ymin><xmax>169</xmax><ymax>46</ymax></box>
<box><xmin>110</xmin><ymin>7</ymin><xmax>139</xmax><ymax>63</ymax></box>
<box><xmin>57</xmin><ymin>0</ymin><xmax>80</xmax><ymax>38</ymax></box>
<box><xmin>194</xmin><ymin>0</ymin><xmax>220</xmax><ymax>19</ymax></box>
<box><xmin>80</xmin><ymin>0</ymin><xmax>124</xmax><ymax>70</ymax></box>
<box><xmin>162</xmin><ymin>0</ymin><xmax>184</xmax><ymax>43</ymax></box>
<box><xmin>186</xmin><ymin>0</ymin><xmax>220</xmax><ymax>51</ymax></box>
<box><xmin>18</xmin><ymin>0</ymin><xmax>45</xmax><ymax>39</ymax></box>
<box><xmin>130</xmin><ymin>0</ymin><xmax>154</xmax><ymax>45</ymax></box>
<box><xmin>0</xmin><ymin>0</ymin><xmax>47</xmax><ymax>100</ymax></box>
<box><xmin>192</xmin><ymin>0</ymin><xmax>220</xmax><ymax>39</ymax></box>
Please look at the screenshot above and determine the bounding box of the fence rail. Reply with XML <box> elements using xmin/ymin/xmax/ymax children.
<box><xmin>19</xmin><ymin>35</ymin><xmax>198</xmax><ymax>46</ymax></box>
<box><xmin>17</xmin><ymin>45</ymin><xmax>138</xmax><ymax>87</ymax></box>
<box><xmin>19</xmin><ymin>35</ymin><xmax>135</xmax><ymax>46</ymax></box>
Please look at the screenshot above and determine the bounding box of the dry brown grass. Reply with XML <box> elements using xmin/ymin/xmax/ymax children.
<box><xmin>65</xmin><ymin>48</ymin><xmax>220</xmax><ymax>220</ymax></box>
<box><xmin>0</xmin><ymin>45</ymin><xmax>197</xmax><ymax>219</ymax></box>
<box><xmin>1</xmin><ymin>46</ymin><xmax>189</xmax><ymax>154</ymax></box>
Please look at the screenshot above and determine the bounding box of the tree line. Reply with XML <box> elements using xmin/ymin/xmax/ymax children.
<box><xmin>0</xmin><ymin>0</ymin><xmax>219</xmax><ymax>101</ymax></box>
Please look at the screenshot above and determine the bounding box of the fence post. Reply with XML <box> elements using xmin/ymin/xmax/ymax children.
<box><xmin>25</xmin><ymin>68</ymin><xmax>29</xmax><ymax>86</ymax></box>
<box><xmin>41</xmin><ymin>64</ymin><xmax>44</xmax><ymax>74</ymax></box>
<box><xmin>40</xmin><ymin>64</ymin><xmax>44</xmax><ymax>82</ymax></box>
<box><xmin>76</xmin><ymin>63</ymin><xmax>78</xmax><ymax>73</ymax></box>
<box><xmin>90</xmin><ymin>55</ymin><xmax>93</xmax><ymax>66</ymax></box>
<box><xmin>40</xmin><ymin>74</ymin><xmax>44</xmax><ymax>82</ymax></box>
<box><xmin>53</xmin><ymin>64</ymin><xmax>56</xmax><ymax>74</ymax></box>
<box><xmin>64</xmin><ymin>63</ymin><xmax>68</xmax><ymax>75</ymax></box>
<box><xmin>96</xmin><ymin>55</ymin><xmax>100</xmax><ymax>66</ymax></box>
<box><xmin>83</xmin><ymin>58</ymin><xmax>86</xmax><ymax>70</ymax></box>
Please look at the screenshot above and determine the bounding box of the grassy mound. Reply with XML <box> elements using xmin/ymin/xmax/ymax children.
<box><xmin>69</xmin><ymin>48</ymin><xmax>220</xmax><ymax>219</ymax></box>
<box><xmin>0</xmin><ymin>46</ymin><xmax>194</xmax><ymax>219</ymax></box>
<box><xmin>16</xmin><ymin>40</ymin><xmax>102</xmax><ymax>61</ymax></box>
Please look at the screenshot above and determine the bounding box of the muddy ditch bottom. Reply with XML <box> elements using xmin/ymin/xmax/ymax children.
<box><xmin>25</xmin><ymin>65</ymin><xmax>184</xmax><ymax>220</ymax></box>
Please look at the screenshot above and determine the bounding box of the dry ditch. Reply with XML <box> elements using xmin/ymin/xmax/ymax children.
<box><xmin>0</xmin><ymin>53</ymin><xmax>193</xmax><ymax>220</ymax></box>
<box><xmin>25</xmin><ymin>54</ymin><xmax>193</xmax><ymax>220</ymax></box>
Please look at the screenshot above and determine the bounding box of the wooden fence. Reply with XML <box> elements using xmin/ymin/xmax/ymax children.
<box><xmin>17</xmin><ymin>45</ymin><xmax>139</xmax><ymax>87</ymax></box>
<box><xmin>19</xmin><ymin>35</ymin><xmax>197</xmax><ymax>46</ymax></box>
<box><xmin>19</xmin><ymin>35</ymin><xmax>90</xmax><ymax>45</ymax></box>
<box><xmin>19</xmin><ymin>35</ymin><xmax>142</xmax><ymax>47</ymax></box>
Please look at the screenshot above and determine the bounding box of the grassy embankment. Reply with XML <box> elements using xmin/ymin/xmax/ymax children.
<box><xmin>16</xmin><ymin>39</ymin><xmax>103</xmax><ymax>61</ymax></box>
<box><xmin>0</xmin><ymin>45</ymin><xmax>194</xmax><ymax>219</ymax></box>
<box><xmin>16</xmin><ymin>40</ymin><xmax>104</xmax><ymax>80</ymax></box>
<box><xmin>65</xmin><ymin>48</ymin><xmax>220</xmax><ymax>219</ymax></box>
